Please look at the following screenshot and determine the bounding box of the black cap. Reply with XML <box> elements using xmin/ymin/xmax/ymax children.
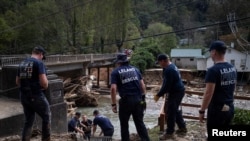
<box><xmin>155</xmin><ymin>54</ymin><xmax>169</xmax><ymax>64</ymax></box>
<box><xmin>113</xmin><ymin>53</ymin><xmax>128</xmax><ymax>63</ymax></box>
<box><xmin>75</xmin><ymin>112</ymin><xmax>81</xmax><ymax>116</ymax></box>
<box><xmin>33</xmin><ymin>46</ymin><xmax>46</xmax><ymax>60</ymax></box>
<box><xmin>209</xmin><ymin>40</ymin><xmax>227</xmax><ymax>51</ymax></box>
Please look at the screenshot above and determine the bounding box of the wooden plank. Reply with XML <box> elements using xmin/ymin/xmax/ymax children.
<box><xmin>181</xmin><ymin>103</ymin><xmax>200</xmax><ymax>108</ymax></box>
<box><xmin>182</xmin><ymin>115</ymin><xmax>200</xmax><ymax>120</ymax></box>
<box><xmin>146</xmin><ymin>84</ymin><xmax>160</xmax><ymax>88</ymax></box>
<box><xmin>185</xmin><ymin>90</ymin><xmax>250</xmax><ymax>101</ymax></box>
<box><xmin>185</xmin><ymin>90</ymin><xmax>203</xmax><ymax>96</ymax></box>
<box><xmin>65</xmin><ymin>101</ymin><xmax>75</xmax><ymax>105</ymax></box>
<box><xmin>183</xmin><ymin>115</ymin><xmax>207</xmax><ymax>120</ymax></box>
<box><xmin>67</xmin><ymin>107</ymin><xmax>78</xmax><ymax>117</ymax></box>
<box><xmin>234</xmin><ymin>95</ymin><xmax>250</xmax><ymax>100</ymax></box>
<box><xmin>158</xmin><ymin>114</ymin><xmax>165</xmax><ymax>131</ymax></box>
<box><xmin>182</xmin><ymin>115</ymin><xmax>207</xmax><ymax>120</ymax></box>
<box><xmin>94</xmin><ymin>89</ymin><xmax>110</xmax><ymax>95</ymax></box>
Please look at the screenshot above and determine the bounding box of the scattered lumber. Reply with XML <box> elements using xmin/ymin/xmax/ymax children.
<box><xmin>63</xmin><ymin>75</ymin><xmax>100</xmax><ymax>117</ymax></box>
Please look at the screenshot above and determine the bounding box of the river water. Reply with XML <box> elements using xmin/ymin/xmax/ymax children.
<box><xmin>77</xmin><ymin>94</ymin><xmax>164</xmax><ymax>140</ymax></box>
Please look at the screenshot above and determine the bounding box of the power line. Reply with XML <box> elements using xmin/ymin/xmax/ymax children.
<box><xmin>6</xmin><ymin>16</ymin><xmax>247</xmax><ymax>52</ymax></box>
<box><xmin>1</xmin><ymin>0</ymin><xmax>249</xmax><ymax>53</ymax></box>
<box><xmin>84</xmin><ymin>16</ymin><xmax>250</xmax><ymax>48</ymax></box>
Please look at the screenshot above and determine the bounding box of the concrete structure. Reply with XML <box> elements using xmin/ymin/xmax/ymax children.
<box><xmin>0</xmin><ymin>66</ymin><xmax>67</xmax><ymax>137</ymax></box>
<box><xmin>0</xmin><ymin>54</ymin><xmax>116</xmax><ymax>137</ymax></box>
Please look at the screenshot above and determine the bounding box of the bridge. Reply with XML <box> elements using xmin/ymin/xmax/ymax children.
<box><xmin>0</xmin><ymin>53</ymin><xmax>117</xmax><ymax>97</ymax></box>
<box><xmin>0</xmin><ymin>53</ymin><xmax>117</xmax><ymax>73</ymax></box>
<box><xmin>0</xmin><ymin>53</ymin><xmax>119</xmax><ymax>98</ymax></box>
<box><xmin>0</xmin><ymin>53</ymin><xmax>118</xmax><ymax>137</ymax></box>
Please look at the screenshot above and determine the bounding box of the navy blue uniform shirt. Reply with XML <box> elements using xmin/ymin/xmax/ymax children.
<box><xmin>111</xmin><ymin>65</ymin><xmax>142</xmax><ymax>97</ymax></box>
<box><xmin>93</xmin><ymin>114</ymin><xmax>114</xmax><ymax>131</ymax></box>
<box><xmin>205</xmin><ymin>62</ymin><xmax>237</xmax><ymax>105</ymax></box>
<box><xmin>157</xmin><ymin>63</ymin><xmax>185</xmax><ymax>97</ymax></box>
<box><xmin>17</xmin><ymin>57</ymin><xmax>47</xmax><ymax>96</ymax></box>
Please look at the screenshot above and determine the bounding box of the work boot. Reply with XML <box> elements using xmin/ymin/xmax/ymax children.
<box><xmin>159</xmin><ymin>133</ymin><xmax>176</xmax><ymax>140</ymax></box>
<box><xmin>175</xmin><ymin>127</ymin><xmax>187</xmax><ymax>135</ymax></box>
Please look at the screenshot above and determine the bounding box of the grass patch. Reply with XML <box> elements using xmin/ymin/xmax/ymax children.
<box><xmin>148</xmin><ymin>125</ymin><xmax>161</xmax><ymax>140</ymax></box>
<box><xmin>232</xmin><ymin>108</ymin><xmax>250</xmax><ymax>125</ymax></box>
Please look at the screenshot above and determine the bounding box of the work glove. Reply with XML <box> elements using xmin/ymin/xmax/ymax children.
<box><xmin>140</xmin><ymin>94</ymin><xmax>146</xmax><ymax>113</ymax></box>
<box><xmin>154</xmin><ymin>95</ymin><xmax>160</xmax><ymax>102</ymax></box>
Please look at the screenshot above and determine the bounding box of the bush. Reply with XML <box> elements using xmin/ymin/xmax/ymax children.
<box><xmin>130</xmin><ymin>58</ymin><xmax>147</xmax><ymax>74</ymax></box>
<box><xmin>232</xmin><ymin>108</ymin><xmax>250</xmax><ymax>125</ymax></box>
<box><xmin>130</xmin><ymin>49</ymin><xmax>154</xmax><ymax>74</ymax></box>
<box><xmin>130</xmin><ymin>39</ymin><xmax>164</xmax><ymax>73</ymax></box>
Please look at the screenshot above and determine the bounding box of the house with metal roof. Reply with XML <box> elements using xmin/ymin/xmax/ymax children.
<box><xmin>205</xmin><ymin>48</ymin><xmax>250</xmax><ymax>72</ymax></box>
<box><xmin>170</xmin><ymin>49</ymin><xmax>203</xmax><ymax>69</ymax></box>
<box><xmin>170</xmin><ymin>47</ymin><xmax>250</xmax><ymax>83</ymax></box>
<box><xmin>171</xmin><ymin>48</ymin><xmax>250</xmax><ymax>72</ymax></box>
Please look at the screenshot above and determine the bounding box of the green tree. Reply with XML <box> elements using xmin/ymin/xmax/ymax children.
<box><xmin>130</xmin><ymin>38</ymin><xmax>163</xmax><ymax>73</ymax></box>
<box><xmin>0</xmin><ymin>17</ymin><xmax>16</xmax><ymax>54</ymax></box>
<box><xmin>143</xmin><ymin>22</ymin><xmax>176</xmax><ymax>54</ymax></box>
<box><xmin>15</xmin><ymin>0</ymin><xmax>68</xmax><ymax>53</ymax></box>
<box><xmin>130</xmin><ymin>49</ymin><xmax>154</xmax><ymax>74</ymax></box>
<box><xmin>122</xmin><ymin>21</ymin><xmax>141</xmax><ymax>50</ymax></box>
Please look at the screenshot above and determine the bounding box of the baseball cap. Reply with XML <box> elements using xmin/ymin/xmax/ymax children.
<box><xmin>75</xmin><ymin>112</ymin><xmax>81</xmax><ymax>116</ymax></box>
<box><xmin>155</xmin><ymin>54</ymin><xmax>169</xmax><ymax>64</ymax></box>
<box><xmin>33</xmin><ymin>46</ymin><xmax>46</xmax><ymax>60</ymax></box>
<box><xmin>209</xmin><ymin>40</ymin><xmax>227</xmax><ymax>51</ymax></box>
<box><xmin>113</xmin><ymin>53</ymin><xmax>128</xmax><ymax>63</ymax></box>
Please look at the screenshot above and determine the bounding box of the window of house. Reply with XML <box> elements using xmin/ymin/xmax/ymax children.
<box><xmin>177</xmin><ymin>58</ymin><xmax>180</xmax><ymax>61</ymax></box>
<box><xmin>230</xmin><ymin>60</ymin><xmax>235</xmax><ymax>66</ymax></box>
<box><xmin>240</xmin><ymin>59</ymin><xmax>246</xmax><ymax>67</ymax></box>
<box><xmin>190</xmin><ymin>58</ymin><xmax>194</xmax><ymax>61</ymax></box>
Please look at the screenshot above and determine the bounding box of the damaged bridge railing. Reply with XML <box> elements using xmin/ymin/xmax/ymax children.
<box><xmin>0</xmin><ymin>54</ymin><xmax>116</xmax><ymax>68</ymax></box>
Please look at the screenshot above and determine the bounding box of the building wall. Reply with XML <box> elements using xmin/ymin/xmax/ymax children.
<box><xmin>172</xmin><ymin>57</ymin><xmax>197</xmax><ymax>69</ymax></box>
<box><xmin>197</xmin><ymin>58</ymin><xmax>207</xmax><ymax>71</ymax></box>
<box><xmin>205</xmin><ymin>49</ymin><xmax>250</xmax><ymax>72</ymax></box>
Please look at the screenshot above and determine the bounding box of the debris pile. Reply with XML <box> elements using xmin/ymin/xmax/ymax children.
<box><xmin>63</xmin><ymin>76</ymin><xmax>100</xmax><ymax>117</ymax></box>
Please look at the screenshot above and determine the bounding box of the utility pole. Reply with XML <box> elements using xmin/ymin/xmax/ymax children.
<box><xmin>227</xmin><ymin>12</ymin><xmax>238</xmax><ymax>37</ymax></box>
<box><xmin>227</xmin><ymin>13</ymin><xmax>249</xmax><ymax>78</ymax></box>
<box><xmin>227</xmin><ymin>12</ymin><xmax>249</xmax><ymax>51</ymax></box>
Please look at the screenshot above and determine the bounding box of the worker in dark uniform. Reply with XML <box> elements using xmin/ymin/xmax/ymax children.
<box><xmin>68</xmin><ymin>112</ymin><xmax>85</xmax><ymax>136</ymax></box>
<box><xmin>16</xmin><ymin>46</ymin><xmax>51</xmax><ymax>141</ymax></box>
<box><xmin>110</xmin><ymin>53</ymin><xmax>150</xmax><ymax>141</ymax></box>
<box><xmin>92</xmin><ymin>110</ymin><xmax>114</xmax><ymax>137</ymax></box>
<box><xmin>199</xmin><ymin>40</ymin><xmax>237</xmax><ymax>140</ymax></box>
<box><xmin>81</xmin><ymin>114</ymin><xmax>92</xmax><ymax>140</ymax></box>
<box><xmin>154</xmin><ymin>54</ymin><xmax>187</xmax><ymax>140</ymax></box>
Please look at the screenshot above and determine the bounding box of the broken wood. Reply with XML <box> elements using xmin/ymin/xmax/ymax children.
<box><xmin>63</xmin><ymin>75</ymin><xmax>100</xmax><ymax>117</ymax></box>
